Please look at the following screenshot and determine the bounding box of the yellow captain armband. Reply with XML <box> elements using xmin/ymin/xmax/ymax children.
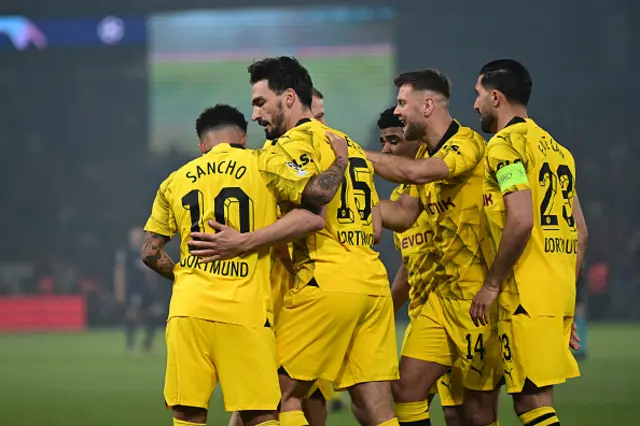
<box><xmin>496</xmin><ymin>162</ymin><xmax>528</xmax><ymax>192</ymax></box>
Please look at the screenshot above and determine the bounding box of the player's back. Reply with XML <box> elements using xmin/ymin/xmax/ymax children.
<box><xmin>275</xmin><ymin>119</ymin><xmax>389</xmax><ymax>296</ymax></box>
<box><xmin>153</xmin><ymin>143</ymin><xmax>280</xmax><ymax>327</ymax></box>
<box><xmin>484</xmin><ymin>117</ymin><xmax>577</xmax><ymax>315</ymax></box>
<box><xmin>416</xmin><ymin>121</ymin><xmax>488</xmax><ymax>300</ymax></box>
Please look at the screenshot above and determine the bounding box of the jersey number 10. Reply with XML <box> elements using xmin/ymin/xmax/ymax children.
<box><xmin>181</xmin><ymin>187</ymin><xmax>253</xmax><ymax>234</ymax></box>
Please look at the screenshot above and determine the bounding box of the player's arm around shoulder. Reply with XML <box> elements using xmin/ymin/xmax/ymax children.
<box><xmin>186</xmin><ymin>150</ymin><xmax>329</xmax><ymax>263</ymax></box>
<box><xmin>365</xmin><ymin>147</ymin><xmax>449</xmax><ymax>185</ymax></box>
<box><xmin>299</xmin><ymin>131</ymin><xmax>350</xmax><ymax>206</ymax></box>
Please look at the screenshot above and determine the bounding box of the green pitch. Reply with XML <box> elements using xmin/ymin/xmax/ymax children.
<box><xmin>0</xmin><ymin>324</ymin><xmax>637</xmax><ymax>426</ymax></box>
<box><xmin>150</xmin><ymin>53</ymin><xmax>395</xmax><ymax>153</ymax></box>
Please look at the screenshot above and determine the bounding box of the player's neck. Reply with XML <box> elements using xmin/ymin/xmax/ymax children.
<box><xmin>423</xmin><ymin>113</ymin><xmax>453</xmax><ymax>152</ymax></box>
<box><xmin>202</xmin><ymin>128</ymin><xmax>244</xmax><ymax>152</ymax></box>
<box><xmin>496</xmin><ymin>106</ymin><xmax>528</xmax><ymax>131</ymax></box>
<box><xmin>285</xmin><ymin>106</ymin><xmax>314</xmax><ymax>131</ymax></box>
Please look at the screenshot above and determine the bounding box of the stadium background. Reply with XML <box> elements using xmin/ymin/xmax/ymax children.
<box><xmin>0</xmin><ymin>0</ymin><xmax>639</xmax><ymax>424</ymax></box>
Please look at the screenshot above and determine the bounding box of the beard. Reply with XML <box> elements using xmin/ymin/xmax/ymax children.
<box><xmin>403</xmin><ymin>120</ymin><xmax>427</xmax><ymax>142</ymax></box>
<box><xmin>479</xmin><ymin>110</ymin><xmax>497</xmax><ymax>134</ymax></box>
<box><xmin>263</xmin><ymin>101</ymin><xmax>287</xmax><ymax>140</ymax></box>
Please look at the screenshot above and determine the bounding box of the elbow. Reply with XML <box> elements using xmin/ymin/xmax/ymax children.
<box><xmin>301</xmin><ymin>192</ymin><xmax>331</xmax><ymax>208</ymax></box>
<box><xmin>515</xmin><ymin>215</ymin><xmax>533</xmax><ymax>239</ymax></box>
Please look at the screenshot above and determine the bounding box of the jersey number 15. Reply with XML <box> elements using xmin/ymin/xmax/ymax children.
<box><xmin>336</xmin><ymin>157</ymin><xmax>373</xmax><ymax>225</ymax></box>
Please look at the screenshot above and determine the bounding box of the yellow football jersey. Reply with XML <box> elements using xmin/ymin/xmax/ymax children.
<box><xmin>273</xmin><ymin>118</ymin><xmax>389</xmax><ymax>296</ymax></box>
<box><xmin>144</xmin><ymin>143</ymin><xmax>312</xmax><ymax>327</ymax></box>
<box><xmin>390</xmin><ymin>184</ymin><xmax>435</xmax><ymax>318</ymax></box>
<box><xmin>415</xmin><ymin>120</ymin><xmax>488</xmax><ymax>300</ymax></box>
<box><xmin>483</xmin><ymin>117</ymin><xmax>577</xmax><ymax>316</ymax></box>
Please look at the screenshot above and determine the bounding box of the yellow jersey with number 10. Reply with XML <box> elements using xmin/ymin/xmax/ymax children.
<box><xmin>273</xmin><ymin>118</ymin><xmax>389</xmax><ymax>296</ymax></box>
<box><xmin>483</xmin><ymin>117</ymin><xmax>577</xmax><ymax>316</ymax></box>
<box><xmin>144</xmin><ymin>143</ymin><xmax>313</xmax><ymax>328</ymax></box>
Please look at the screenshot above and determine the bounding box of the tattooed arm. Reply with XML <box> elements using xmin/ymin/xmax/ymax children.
<box><xmin>141</xmin><ymin>231</ymin><xmax>175</xmax><ymax>281</ymax></box>
<box><xmin>301</xmin><ymin>131</ymin><xmax>349</xmax><ymax>206</ymax></box>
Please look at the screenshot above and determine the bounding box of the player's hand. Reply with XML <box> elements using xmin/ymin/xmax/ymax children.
<box><xmin>569</xmin><ymin>321</ymin><xmax>581</xmax><ymax>351</ymax></box>
<box><xmin>469</xmin><ymin>284</ymin><xmax>499</xmax><ymax>327</ymax></box>
<box><xmin>188</xmin><ymin>220</ymin><xmax>249</xmax><ymax>262</ymax></box>
<box><xmin>326</xmin><ymin>131</ymin><xmax>349</xmax><ymax>160</ymax></box>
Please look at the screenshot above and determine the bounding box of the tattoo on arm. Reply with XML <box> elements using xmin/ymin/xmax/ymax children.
<box><xmin>141</xmin><ymin>231</ymin><xmax>175</xmax><ymax>281</ymax></box>
<box><xmin>301</xmin><ymin>155</ymin><xmax>348</xmax><ymax>206</ymax></box>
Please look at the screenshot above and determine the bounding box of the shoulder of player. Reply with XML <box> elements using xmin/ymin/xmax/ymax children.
<box><xmin>451</xmin><ymin>124</ymin><xmax>486</xmax><ymax>146</ymax></box>
<box><xmin>437</xmin><ymin>123</ymin><xmax>486</xmax><ymax>156</ymax></box>
<box><xmin>324</xmin><ymin>126</ymin><xmax>367</xmax><ymax>154</ymax></box>
<box><xmin>487</xmin><ymin>123</ymin><xmax>527</xmax><ymax>147</ymax></box>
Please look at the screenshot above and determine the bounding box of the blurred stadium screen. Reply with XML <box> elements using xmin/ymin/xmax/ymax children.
<box><xmin>149</xmin><ymin>6</ymin><xmax>397</xmax><ymax>152</ymax></box>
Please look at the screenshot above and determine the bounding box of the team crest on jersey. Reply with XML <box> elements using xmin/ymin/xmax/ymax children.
<box><xmin>286</xmin><ymin>161</ymin><xmax>308</xmax><ymax>176</ymax></box>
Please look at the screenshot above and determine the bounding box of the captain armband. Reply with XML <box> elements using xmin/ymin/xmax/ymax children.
<box><xmin>496</xmin><ymin>162</ymin><xmax>528</xmax><ymax>192</ymax></box>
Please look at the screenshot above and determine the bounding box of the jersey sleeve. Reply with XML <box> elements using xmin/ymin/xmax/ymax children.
<box><xmin>486</xmin><ymin>134</ymin><xmax>531</xmax><ymax>195</ymax></box>
<box><xmin>435</xmin><ymin>136</ymin><xmax>484</xmax><ymax>179</ymax></box>
<box><xmin>256</xmin><ymin>149</ymin><xmax>314</xmax><ymax>205</ymax></box>
<box><xmin>144</xmin><ymin>172</ymin><xmax>178</xmax><ymax>238</ymax></box>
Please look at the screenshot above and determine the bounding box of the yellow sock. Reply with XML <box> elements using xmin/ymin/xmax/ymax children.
<box><xmin>394</xmin><ymin>401</ymin><xmax>430</xmax><ymax>425</ymax></box>
<box><xmin>376</xmin><ymin>418</ymin><xmax>400</xmax><ymax>426</ymax></box>
<box><xmin>280</xmin><ymin>410</ymin><xmax>308</xmax><ymax>426</ymax></box>
<box><xmin>256</xmin><ymin>421</ymin><xmax>280</xmax><ymax>426</ymax></box>
<box><xmin>518</xmin><ymin>406</ymin><xmax>559</xmax><ymax>426</ymax></box>
<box><xmin>173</xmin><ymin>419</ymin><xmax>206</xmax><ymax>426</ymax></box>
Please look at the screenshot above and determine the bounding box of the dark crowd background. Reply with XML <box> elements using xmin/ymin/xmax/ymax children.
<box><xmin>0</xmin><ymin>0</ymin><xmax>638</xmax><ymax>325</ymax></box>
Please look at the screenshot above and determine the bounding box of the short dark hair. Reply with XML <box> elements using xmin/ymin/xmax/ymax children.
<box><xmin>248</xmin><ymin>57</ymin><xmax>314</xmax><ymax>108</ymax></box>
<box><xmin>377</xmin><ymin>107</ymin><xmax>403</xmax><ymax>130</ymax></box>
<box><xmin>195</xmin><ymin>104</ymin><xmax>247</xmax><ymax>138</ymax></box>
<box><xmin>312</xmin><ymin>87</ymin><xmax>324</xmax><ymax>99</ymax></box>
<box><xmin>393</xmin><ymin>69</ymin><xmax>451</xmax><ymax>99</ymax></box>
<box><xmin>479</xmin><ymin>59</ymin><xmax>532</xmax><ymax>106</ymax></box>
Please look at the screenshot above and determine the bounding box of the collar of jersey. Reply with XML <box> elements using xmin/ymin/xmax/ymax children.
<box><xmin>267</xmin><ymin>118</ymin><xmax>314</xmax><ymax>146</ymax></box>
<box><xmin>208</xmin><ymin>142</ymin><xmax>245</xmax><ymax>154</ymax></box>
<box><xmin>428</xmin><ymin>119</ymin><xmax>460</xmax><ymax>156</ymax></box>
<box><xmin>505</xmin><ymin>116</ymin><xmax>526</xmax><ymax>127</ymax></box>
<box><xmin>294</xmin><ymin>117</ymin><xmax>313</xmax><ymax>127</ymax></box>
